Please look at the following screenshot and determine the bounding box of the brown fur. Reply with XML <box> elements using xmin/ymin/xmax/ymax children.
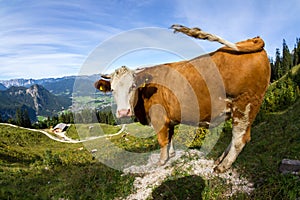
<box><xmin>133</xmin><ymin>37</ymin><xmax>270</xmax><ymax>171</ymax></box>
<box><xmin>94</xmin><ymin>37</ymin><xmax>271</xmax><ymax>172</ymax></box>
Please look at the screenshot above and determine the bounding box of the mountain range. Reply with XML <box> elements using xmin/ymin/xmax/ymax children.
<box><xmin>0</xmin><ymin>75</ymin><xmax>101</xmax><ymax>122</ymax></box>
<box><xmin>0</xmin><ymin>83</ymin><xmax>6</xmax><ymax>91</ymax></box>
<box><xmin>0</xmin><ymin>75</ymin><xmax>99</xmax><ymax>97</ymax></box>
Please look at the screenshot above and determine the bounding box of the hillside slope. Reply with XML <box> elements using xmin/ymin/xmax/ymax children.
<box><xmin>0</xmin><ymin>124</ymin><xmax>134</xmax><ymax>199</ymax></box>
<box><xmin>209</xmin><ymin>97</ymin><xmax>300</xmax><ymax>199</ymax></box>
<box><xmin>0</xmin><ymin>84</ymin><xmax>71</xmax><ymax>121</ymax></box>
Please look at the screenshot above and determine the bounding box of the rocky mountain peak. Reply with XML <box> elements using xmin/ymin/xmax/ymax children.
<box><xmin>0</xmin><ymin>84</ymin><xmax>71</xmax><ymax>121</ymax></box>
<box><xmin>26</xmin><ymin>85</ymin><xmax>43</xmax><ymax>113</ymax></box>
<box><xmin>26</xmin><ymin>84</ymin><xmax>42</xmax><ymax>98</ymax></box>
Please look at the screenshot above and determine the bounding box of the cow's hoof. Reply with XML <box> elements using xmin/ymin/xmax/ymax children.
<box><xmin>157</xmin><ymin>159</ymin><xmax>167</xmax><ymax>166</ymax></box>
<box><xmin>213</xmin><ymin>165</ymin><xmax>227</xmax><ymax>173</ymax></box>
<box><xmin>214</xmin><ymin>158</ymin><xmax>221</xmax><ymax>165</ymax></box>
<box><xmin>169</xmin><ymin>151</ymin><xmax>176</xmax><ymax>158</ymax></box>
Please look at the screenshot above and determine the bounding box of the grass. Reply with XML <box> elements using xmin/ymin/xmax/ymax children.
<box><xmin>240</xmin><ymin>99</ymin><xmax>300</xmax><ymax>199</ymax></box>
<box><xmin>0</xmin><ymin>124</ymin><xmax>135</xmax><ymax>200</ymax></box>
<box><xmin>72</xmin><ymin>94</ymin><xmax>113</xmax><ymax>109</ymax></box>
<box><xmin>65</xmin><ymin>123</ymin><xmax>121</xmax><ymax>140</ymax></box>
<box><xmin>208</xmin><ymin>99</ymin><xmax>300</xmax><ymax>199</ymax></box>
<box><xmin>1</xmin><ymin>99</ymin><xmax>300</xmax><ymax>199</ymax></box>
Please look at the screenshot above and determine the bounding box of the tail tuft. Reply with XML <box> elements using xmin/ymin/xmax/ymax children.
<box><xmin>171</xmin><ymin>24</ymin><xmax>239</xmax><ymax>51</ymax></box>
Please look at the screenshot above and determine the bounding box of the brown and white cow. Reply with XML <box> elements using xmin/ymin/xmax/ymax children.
<box><xmin>94</xmin><ymin>25</ymin><xmax>271</xmax><ymax>172</ymax></box>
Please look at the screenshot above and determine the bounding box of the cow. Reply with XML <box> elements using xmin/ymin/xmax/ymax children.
<box><xmin>94</xmin><ymin>25</ymin><xmax>271</xmax><ymax>172</ymax></box>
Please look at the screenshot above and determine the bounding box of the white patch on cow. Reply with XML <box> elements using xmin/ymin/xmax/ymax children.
<box><xmin>169</xmin><ymin>139</ymin><xmax>175</xmax><ymax>157</ymax></box>
<box><xmin>215</xmin><ymin>103</ymin><xmax>251</xmax><ymax>172</ymax></box>
<box><xmin>110</xmin><ymin>67</ymin><xmax>136</xmax><ymax>118</ymax></box>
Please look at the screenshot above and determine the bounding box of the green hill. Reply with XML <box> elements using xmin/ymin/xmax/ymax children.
<box><xmin>207</xmin><ymin>97</ymin><xmax>300</xmax><ymax>199</ymax></box>
<box><xmin>0</xmin><ymin>124</ymin><xmax>134</xmax><ymax>199</ymax></box>
<box><xmin>0</xmin><ymin>84</ymin><xmax>71</xmax><ymax>121</ymax></box>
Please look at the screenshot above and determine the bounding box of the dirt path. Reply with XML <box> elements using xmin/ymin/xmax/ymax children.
<box><xmin>0</xmin><ymin>123</ymin><xmax>126</xmax><ymax>143</ymax></box>
<box><xmin>123</xmin><ymin>150</ymin><xmax>254</xmax><ymax>200</ymax></box>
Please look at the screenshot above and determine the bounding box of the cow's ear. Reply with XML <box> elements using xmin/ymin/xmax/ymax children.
<box><xmin>94</xmin><ymin>79</ymin><xmax>111</xmax><ymax>92</ymax></box>
<box><xmin>101</xmin><ymin>74</ymin><xmax>111</xmax><ymax>80</ymax></box>
<box><xmin>135</xmin><ymin>73</ymin><xmax>153</xmax><ymax>88</ymax></box>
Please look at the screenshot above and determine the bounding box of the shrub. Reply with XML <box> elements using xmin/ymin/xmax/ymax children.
<box><xmin>255</xmin><ymin>71</ymin><xmax>299</xmax><ymax>124</ymax></box>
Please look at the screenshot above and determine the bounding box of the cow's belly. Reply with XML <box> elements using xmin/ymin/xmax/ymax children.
<box><xmin>147</xmin><ymin>91</ymin><xmax>227</xmax><ymax>127</ymax></box>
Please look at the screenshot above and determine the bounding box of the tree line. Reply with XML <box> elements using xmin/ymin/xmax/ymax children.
<box><xmin>270</xmin><ymin>38</ymin><xmax>300</xmax><ymax>82</ymax></box>
<box><xmin>0</xmin><ymin>107</ymin><xmax>118</xmax><ymax>129</ymax></box>
<box><xmin>0</xmin><ymin>108</ymin><xmax>32</xmax><ymax>128</ymax></box>
<box><xmin>254</xmin><ymin>38</ymin><xmax>300</xmax><ymax>124</ymax></box>
<box><xmin>32</xmin><ymin>108</ymin><xmax>117</xmax><ymax>129</ymax></box>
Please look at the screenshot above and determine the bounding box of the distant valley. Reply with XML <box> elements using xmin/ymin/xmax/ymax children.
<box><xmin>0</xmin><ymin>74</ymin><xmax>106</xmax><ymax>122</ymax></box>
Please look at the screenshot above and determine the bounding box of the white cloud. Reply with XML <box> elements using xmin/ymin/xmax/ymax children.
<box><xmin>79</xmin><ymin>27</ymin><xmax>206</xmax><ymax>76</ymax></box>
<box><xmin>0</xmin><ymin>1</ymin><xmax>125</xmax><ymax>80</ymax></box>
<box><xmin>175</xmin><ymin>0</ymin><xmax>300</xmax><ymax>57</ymax></box>
<box><xmin>1</xmin><ymin>0</ymin><xmax>300</xmax><ymax>80</ymax></box>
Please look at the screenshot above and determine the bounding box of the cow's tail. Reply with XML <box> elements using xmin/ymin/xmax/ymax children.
<box><xmin>171</xmin><ymin>24</ymin><xmax>266</xmax><ymax>53</ymax></box>
<box><xmin>171</xmin><ymin>24</ymin><xmax>239</xmax><ymax>51</ymax></box>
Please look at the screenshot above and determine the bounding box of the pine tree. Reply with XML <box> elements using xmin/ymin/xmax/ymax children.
<box><xmin>293</xmin><ymin>45</ymin><xmax>298</xmax><ymax>66</ymax></box>
<box><xmin>59</xmin><ymin>112</ymin><xmax>66</xmax><ymax>123</ymax></box>
<box><xmin>15</xmin><ymin>107</ymin><xmax>31</xmax><ymax>127</ymax></box>
<box><xmin>274</xmin><ymin>48</ymin><xmax>282</xmax><ymax>80</ymax></box>
<box><xmin>23</xmin><ymin>109</ymin><xmax>31</xmax><ymax>128</ymax></box>
<box><xmin>16</xmin><ymin>108</ymin><xmax>24</xmax><ymax>127</ymax></box>
<box><xmin>270</xmin><ymin>57</ymin><xmax>276</xmax><ymax>82</ymax></box>
<box><xmin>52</xmin><ymin>115</ymin><xmax>59</xmax><ymax>125</ymax></box>
<box><xmin>295</xmin><ymin>38</ymin><xmax>300</xmax><ymax>65</ymax></box>
<box><xmin>282</xmin><ymin>39</ymin><xmax>292</xmax><ymax>73</ymax></box>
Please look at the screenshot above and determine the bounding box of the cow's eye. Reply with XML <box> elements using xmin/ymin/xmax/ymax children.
<box><xmin>129</xmin><ymin>84</ymin><xmax>136</xmax><ymax>92</ymax></box>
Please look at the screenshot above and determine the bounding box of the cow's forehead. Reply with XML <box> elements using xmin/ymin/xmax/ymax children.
<box><xmin>112</xmin><ymin>66</ymin><xmax>130</xmax><ymax>78</ymax></box>
<box><xmin>111</xmin><ymin>66</ymin><xmax>134</xmax><ymax>88</ymax></box>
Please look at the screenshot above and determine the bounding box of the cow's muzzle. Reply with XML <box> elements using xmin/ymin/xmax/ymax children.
<box><xmin>117</xmin><ymin>109</ymin><xmax>132</xmax><ymax>118</ymax></box>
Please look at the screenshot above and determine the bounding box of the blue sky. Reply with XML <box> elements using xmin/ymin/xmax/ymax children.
<box><xmin>1</xmin><ymin>0</ymin><xmax>300</xmax><ymax>80</ymax></box>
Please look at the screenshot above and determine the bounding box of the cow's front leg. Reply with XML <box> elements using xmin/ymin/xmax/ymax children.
<box><xmin>157</xmin><ymin>125</ymin><xmax>170</xmax><ymax>166</ymax></box>
<box><xmin>148</xmin><ymin>104</ymin><xmax>173</xmax><ymax>165</ymax></box>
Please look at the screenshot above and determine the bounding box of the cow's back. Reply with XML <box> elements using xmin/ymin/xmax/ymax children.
<box><xmin>212</xmin><ymin>37</ymin><xmax>270</xmax><ymax>95</ymax></box>
<box><xmin>136</xmin><ymin>37</ymin><xmax>270</xmax><ymax>125</ymax></box>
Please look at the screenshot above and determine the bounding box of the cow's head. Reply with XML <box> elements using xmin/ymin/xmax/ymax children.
<box><xmin>94</xmin><ymin>66</ymin><xmax>152</xmax><ymax>118</ymax></box>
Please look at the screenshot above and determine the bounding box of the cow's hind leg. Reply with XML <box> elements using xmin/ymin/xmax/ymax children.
<box><xmin>168</xmin><ymin>125</ymin><xmax>176</xmax><ymax>158</ymax></box>
<box><xmin>214</xmin><ymin>103</ymin><xmax>251</xmax><ymax>173</ymax></box>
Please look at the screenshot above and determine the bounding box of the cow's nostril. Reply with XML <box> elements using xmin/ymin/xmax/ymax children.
<box><xmin>117</xmin><ymin>109</ymin><xmax>132</xmax><ymax>118</ymax></box>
